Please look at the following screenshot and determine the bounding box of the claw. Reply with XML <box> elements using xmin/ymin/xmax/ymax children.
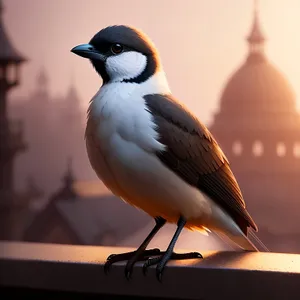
<box><xmin>157</xmin><ymin>272</ymin><xmax>162</xmax><ymax>282</ymax></box>
<box><xmin>142</xmin><ymin>258</ymin><xmax>150</xmax><ymax>275</ymax></box>
<box><xmin>143</xmin><ymin>251</ymin><xmax>203</xmax><ymax>281</ymax></box>
<box><xmin>104</xmin><ymin>261</ymin><xmax>112</xmax><ymax>275</ymax></box>
<box><xmin>102</xmin><ymin>217</ymin><xmax>166</xmax><ymax>279</ymax></box>
<box><xmin>143</xmin><ymin>256</ymin><xmax>161</xmax><ymax>276</ymax></box>
<box><xmin>155</xmin><ymin>258</ymin><xmax>168</xmax><ymax>282</ymax></box>
<box><xmin>125</xmin><ymin>268</ymin><xmax>132</xmax><ymax>280</ymax></box>
<box><xmin>106</xmin><ymin>253</ymin><xmax>117</xmax><ymax>261</ymax></box>
<box><xmin>156</xmin><ymin>265</ymin><xmax>164</xmax><ymax>282</ymax></box>
<box><xmin>142</xmin><ymin>259</ymin><xmax>151</xmax><ymax>275</ymax></box>
<box><xmin>104</xmin><ymin>248</ymin><xmax>162</xmax><ymax>278</ymax></box>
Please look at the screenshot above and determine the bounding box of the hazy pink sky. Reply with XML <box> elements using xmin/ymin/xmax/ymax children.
<box><xmin>4</xmin><ymin>0</ymin><xmax>300</xmax><ymax>124</ymax></box>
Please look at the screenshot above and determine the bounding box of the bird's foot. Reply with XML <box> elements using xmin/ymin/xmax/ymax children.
<box><xmin>104</xmin><ymin>248</ymin><xmax>162</xmax><ymax>278</ymax></box>
<box><xmin>143</xmin><ymin>251</ymin><xmax>202</xmax><ymax>282</ymax></box>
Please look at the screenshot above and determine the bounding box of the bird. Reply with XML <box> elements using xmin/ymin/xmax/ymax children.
<box><xmin>71</xmin><ymin>25</ymin><xmax>263</xmax><ymax>281</ymax></box>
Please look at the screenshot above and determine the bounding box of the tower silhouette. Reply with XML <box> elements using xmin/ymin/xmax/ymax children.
<box><xmin>0</xmin><ymin>0</ymin><xmax>27</xmax><ymax>239</ymax></box>
<box><xmin>210</xmin><ymin>1</ymin><xmax>300</xmax><ymax>252</ymax></box>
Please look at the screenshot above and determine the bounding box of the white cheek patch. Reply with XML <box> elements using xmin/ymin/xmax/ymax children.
<box><xmin>105</xmin><ymin>51</ymin><xmax>147</xmax><ymax>82</ymax></box>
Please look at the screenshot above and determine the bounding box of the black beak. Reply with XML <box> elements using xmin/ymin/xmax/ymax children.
<box><xmin>71</xmin><ymin>44</ymin><xmax>106</xmax><ymax>61</ymax></box>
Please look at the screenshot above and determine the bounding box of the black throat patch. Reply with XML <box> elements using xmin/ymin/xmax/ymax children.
<box><xmin>91</xmin><ymin>60</ymin><xmax>110</xmax><ymax>84</ymax></box>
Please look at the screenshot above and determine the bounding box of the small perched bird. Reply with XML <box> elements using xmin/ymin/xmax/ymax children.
<box><xmin>71</xmin><ymin>25</ymin><xmax>263</xmax><ymax>281</ymax></box>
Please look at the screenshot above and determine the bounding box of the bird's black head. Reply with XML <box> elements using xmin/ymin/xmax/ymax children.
<box><xmin>71</xmin><ymin>25</ymin><xmax>160</xmax><ymax>84</ymax></box>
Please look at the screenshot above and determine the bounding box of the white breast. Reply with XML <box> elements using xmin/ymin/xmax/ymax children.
<box><xmin>85</xmin><ymin>71</ymin><xmax>169</xmax><ymax>197</ymax></box>
<box><xmin>85</xmin><ymin>72</ymin><xmax>244</xmax><ymax>240</ymax></box>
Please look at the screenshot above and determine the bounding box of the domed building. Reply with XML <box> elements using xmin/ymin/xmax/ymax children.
<box><xmin>210</xmin><ymin>4</ymin><xmax>300</xmax><ymax>253</ymax></box>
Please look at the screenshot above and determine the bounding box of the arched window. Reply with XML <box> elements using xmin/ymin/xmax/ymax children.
<box><xmin>252</xmin><ymin>140</ymin><xmax>264</xmax><ymax>157</ymax></box>
<box><xmin>232</xmin><ymin>141</ymin><xmax>242</xmax><ymax>156</ymax></box>
<box><xmin>276</xmin><ymin>142</ymin><xmax>286</xmax><ymax>157</ymax></box>
<box><xmin>293</xmin><ymin>142</ymin><xmax>300</xmax><ymax>158</ymax></box>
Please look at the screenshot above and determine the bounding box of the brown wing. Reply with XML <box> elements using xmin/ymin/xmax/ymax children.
<box><xmin>144</xmin><ymin>93</ymin><xmax>258</xmax><ymax>233</ymax></box>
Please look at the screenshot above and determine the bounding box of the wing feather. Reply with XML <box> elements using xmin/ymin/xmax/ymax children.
<box><xmin>144</xmin><ymin>93</ymin><xmax>258</xmax><ymax>233</ymax></box>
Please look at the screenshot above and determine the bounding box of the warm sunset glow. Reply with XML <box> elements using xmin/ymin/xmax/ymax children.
<box><xmin>3</xmin><ymin>0</ymin><xmax>300</xmax><ymax>256</ymax></box>
<box><xmin>4</xmin><ymin>0</ymin><xmax>300</xmax><ymax>124</ymax></box>
<box><xmin>73</xmin><ymin>180</ymin><xmax>110</xmax><ymax>197</ymax></box>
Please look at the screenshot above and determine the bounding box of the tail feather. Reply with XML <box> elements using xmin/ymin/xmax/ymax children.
<box><xmin>232</xmin><ymin>232</ymin><xmax>259</xmax><ymax>251</ymax></box>
<box><xmin>248</xmin><ymin>230</ymin><xmax>270</xmax><ymax>252</ymax></box>
<box><xmin>212</xmin><ymin>229</ymin><xmax>269</xmax><ymax>252</ymax></box>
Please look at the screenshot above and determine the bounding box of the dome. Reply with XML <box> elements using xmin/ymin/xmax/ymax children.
<box><xmin>211</xmin><ymin>4</ymin><xmax>300</xmax><ymax>132</ymax></box>
<box><xmin>219</xmin><ymin>54</ymin><xmax>297</xmax><ymax>115</ymax></box>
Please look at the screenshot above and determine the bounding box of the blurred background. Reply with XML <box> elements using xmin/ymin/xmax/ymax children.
<box><xmin>1</xmin><ymin>0</ymin><xmax>300</xmax><ymax>253</ymax></box>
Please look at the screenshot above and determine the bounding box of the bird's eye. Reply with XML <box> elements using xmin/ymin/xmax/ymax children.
<box><xmin>111</xmin><ymin>43</ymin><xmax>123</xmax><ymax>55</ymax></box>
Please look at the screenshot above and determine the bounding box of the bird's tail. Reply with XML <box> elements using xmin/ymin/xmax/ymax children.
<box><xmin>213</xmin><ymin>229</ymin><xmax>269</xmax><ymax>252</ymax></box>
<box><xmin>248</xmin><ymin>230</ymin><xmax>270</xmax><ymax>252</ymax></box>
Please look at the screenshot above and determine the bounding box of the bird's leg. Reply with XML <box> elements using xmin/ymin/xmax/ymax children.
<box><xmin>143</xmin><ymin>216</ymin><xmax>202</xmax><ymax>281</ymax></box>
<box><xmin>104</xmin><ymin>216</ymin><xmax>166</xmax><ymax>278</ymax></box>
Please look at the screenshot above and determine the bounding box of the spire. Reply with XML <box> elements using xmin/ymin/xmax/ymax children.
<box><xmin>52</xmin><ymin>157</ymin><xmax>77</xmax><ymax>202</ymax></box>
<box><xmin>66</xmin><ymin>70</ymin><xmax>80</xmax><ymax>103</ymax></box>
<box><xmin>247</xmin><ymin>0</ymin><xmax>265</xmax><ymax>45</ymax></box>
<box><xmin>55</xmin><ymin>156</ymin><xmax>76</xmax><ymax>200</ymax></box>
<box><xmin>34</xmin><ymin>67</ymin><xmax>49</xmax><ymax>99</ymax></box>
<box><xmin>70</xmin><ymin>67</ymin><xmax>75</xmax><ymax>87</ymax></box>
<box><xmin>63</xmin><ymin>156</ymin><xmax>75</xmax><ymax>187</ymax></box>
<box><xmin>0</xmin><ymin>0</ymin><xmax>26</xmax><ymax>63</ymax></box>
<box><xmin>66</xmin><ymin>81</ymin><xmax>77</xmax><ymax>100</ymax></box>
<box><xmin>246</xmin><ymin>0</ymin><xmax>266</xmax><ymax>62</ymax></box>
<box><xmin>37</xmin><ymin>66</ymin><xmax>49</xmax><ymax>88</ymax></box>
<box><xmin>64</xmin><ymin>71</ymin><xmax>82</xmax><ymax>120</ymax></box>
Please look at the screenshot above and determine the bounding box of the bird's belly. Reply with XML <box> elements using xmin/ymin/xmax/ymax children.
<box><xmin>87</xmin><ymin>130</ymin><xmax>242</xmax><ymax>236</ymax></box>
<box><xmin>96</xmin><ymin>132</ymin><xmax>215</xmax><ymax>226</ymax></box>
